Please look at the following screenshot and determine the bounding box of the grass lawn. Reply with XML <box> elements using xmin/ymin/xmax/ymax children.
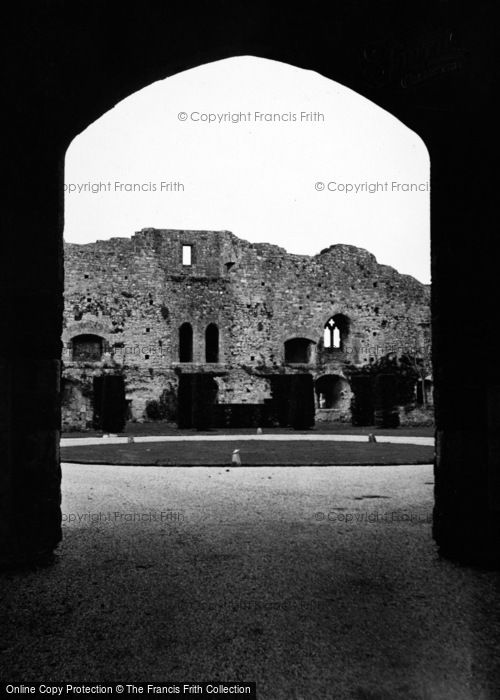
<box><xmin>61</xmin><ymin>439</ymin><xmax>434</xmax><ymax>466</ymax></box>
<box><xmin>62</xmin><ymin>421</ymin><xmax>434</xmax><ymax>440</ymax></box>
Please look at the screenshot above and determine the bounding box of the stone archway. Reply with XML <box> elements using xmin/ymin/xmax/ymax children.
<box><xmin>2</xmin><ymin>3</ymin><xmax>498</xmax><ymax>566</ymax></box>
<box><xmin>315</xmin><ymin>374</ymin><xmax>352</xmax><ymax>421</ymax></box>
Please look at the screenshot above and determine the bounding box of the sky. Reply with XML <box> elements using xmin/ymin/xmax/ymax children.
<box><xmin>64</xmin><ymin>56</ymin><xmax>430</xmax><ymax>283</ymax></box>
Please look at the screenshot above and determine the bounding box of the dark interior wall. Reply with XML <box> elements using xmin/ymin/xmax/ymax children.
<box><xmin>2</xmin><ymin>1</ymin><xmax>498</xmax><ymax>566</ymax></box>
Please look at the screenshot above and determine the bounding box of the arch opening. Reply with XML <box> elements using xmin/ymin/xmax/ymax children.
<box><xmin>315</xmin><ymin>374</ymin><xmax>351</xmax><ymax>410</ymax></box>
<box><xmin>205</xmin><ymin>323</ymin><xmax>219</xmax><ymax>363</ymax></box>
<box><xmin>179</xmin><ymin>323</ymin><xmax>193</xmax><ymax>362</ymax></box>
<box><xmin>62</xmin><ymin>55</ymin><xmax>430</xmax><ymax>432</ymax></box>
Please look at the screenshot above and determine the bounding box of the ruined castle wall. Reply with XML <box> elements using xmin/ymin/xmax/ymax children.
<box><xmin>63</xmin><ymin>229</ymin><xmax>431</xmax><ymax>426</ymax></box>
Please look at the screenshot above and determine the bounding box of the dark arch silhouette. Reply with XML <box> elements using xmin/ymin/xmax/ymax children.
<box><xmin>3</xmin><ymin>3</ymin><xmax>497</xmax><ymax>567</ymax></box>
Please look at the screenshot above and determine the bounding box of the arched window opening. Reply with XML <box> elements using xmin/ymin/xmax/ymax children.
<box><xmin>71</xmin><ymin>334</ymin><xmax>104</xmax><ymax>361</ymax></box>
<box><xmin>205</xmin><ymin>323</ymin><xmax>219</xmax><ymax>363</ymax></box>
<box><xmin>323</xmin><ymin>314</ymin><xmax>349</xmax><ymax>350</ymax></box>
<box><xmin>284</xmin><ymin>338</ymin><xmax>315</xmax><ymax>364</ymax></box>
<box><xmin>179</xmin><ymin>323</ymin><xmax>193</xmax><ymax>362</ymax></box>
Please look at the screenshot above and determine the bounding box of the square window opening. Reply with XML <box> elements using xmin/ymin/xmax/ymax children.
<box><xmin>182</xmin><ymin>244</ymin><xmax>193</xmax><ymax>266</ymax></box>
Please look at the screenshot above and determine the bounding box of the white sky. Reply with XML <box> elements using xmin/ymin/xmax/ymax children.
<box><xmin>64</xmin><ymin>56</ymin><xmax>430</xmax><ymax>283</ymax></box>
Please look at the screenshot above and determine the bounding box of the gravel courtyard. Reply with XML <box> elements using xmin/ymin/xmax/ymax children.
<box><xmin>1</xmin><ymin>463</ymin><xmax>499</xmax><ymax>699</ymax></box>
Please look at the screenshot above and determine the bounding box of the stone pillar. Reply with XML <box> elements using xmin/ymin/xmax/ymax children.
<box><xmin>0</xmin><ymin>127</ymin><xmax>63</xmax><ymax>567</ymax></box>
<box><xmin>430</xmin><ymin>119</ymin><xmax>500</xmax><ymax>567</ymax></box>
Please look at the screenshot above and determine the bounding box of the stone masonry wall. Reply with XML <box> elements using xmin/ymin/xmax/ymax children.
<box><xmin>62</xmin><ymin>229</ymin><xmax>431</xmax><ymax>428</ymax></box>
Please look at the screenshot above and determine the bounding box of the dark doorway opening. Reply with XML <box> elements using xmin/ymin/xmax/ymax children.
<box><xmin>269</xmin><ymin>374</ymin><xmax>315</xmax><ymax>428</ymax></box>
<box><xmin>178</xmin><ymin>374</ymin><xmax>218</xmax><ymax>429</ymax></box>
<box><xmin>92</xmin><ymin>375</ymin><xmax>126</xmax><ymax>432</ymax></box>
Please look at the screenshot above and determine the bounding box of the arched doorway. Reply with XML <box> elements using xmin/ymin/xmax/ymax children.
<box><xmin>315</xmin><ymin>374</ymin><xmax>352</xmax><ymax>421</ymax></box>
<box><xmin>3</xmin><ymin>4</ymin><xmax>497</xmax><ymax>567</ymax></box>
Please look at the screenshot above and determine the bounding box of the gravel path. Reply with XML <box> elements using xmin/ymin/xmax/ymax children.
<box><xmin>1</xmin><ymin>463</ymin><xmax>499</xmax><ymax>699</ymax></box>
<box><xmin>60</xmin><ymin>434</ymin><xmax>434</xmax><ymax>446</ymax></box>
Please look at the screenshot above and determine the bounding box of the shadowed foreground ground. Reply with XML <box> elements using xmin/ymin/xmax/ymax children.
<box><xmin>1</xmin><ymin>464</ymin><xmax>499</xmax><ymax>699</ymax></box>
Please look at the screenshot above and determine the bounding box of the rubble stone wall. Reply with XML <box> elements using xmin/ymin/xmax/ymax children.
<box><xmin>62</xmin><ymin>228</ymin><xmax>431</xmax><ymax>428</ymax></box>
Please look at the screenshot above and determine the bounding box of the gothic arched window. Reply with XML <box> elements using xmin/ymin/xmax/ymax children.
<box><xmin>323</xmin><ymin>314</ymin><xmax>349</xmax><ymax>350</ymax></box>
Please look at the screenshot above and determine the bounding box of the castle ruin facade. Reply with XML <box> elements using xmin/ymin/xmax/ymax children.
<box><xmin>62</xmin><ymin>228</ymin><xmax>432</xmax><ymax>430</ymax></box>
